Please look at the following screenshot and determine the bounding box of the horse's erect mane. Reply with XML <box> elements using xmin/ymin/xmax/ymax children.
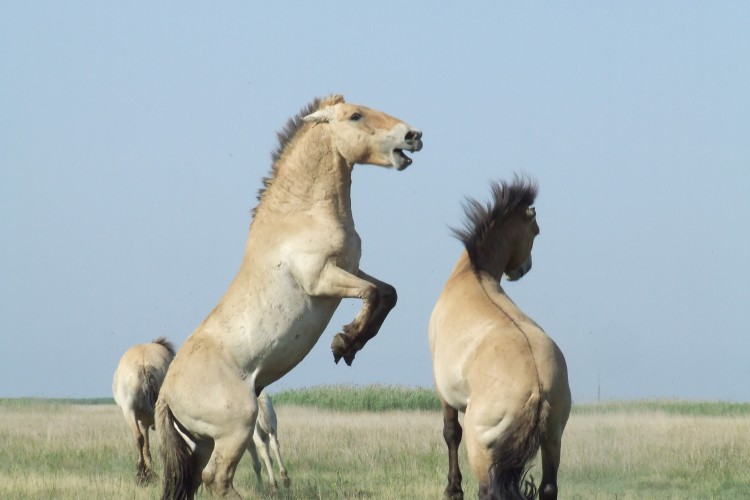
<box><xmin>151</xmin><ymin>336</ymin><xmax>176</xmax><ymax>357</ymax></box>
<box><xmin>253</xmin><ymin>94</ymin><xmax>346</xmax><ymax>214</ymax></box>
<box><xmin>452</xmin><ymin>175</ymin><xmax>538</xmax><ymax>270</ymax></box>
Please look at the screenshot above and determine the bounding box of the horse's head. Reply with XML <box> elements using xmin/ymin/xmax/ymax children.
<box><xmin>504</xmin><ymin>206</ymin><xmax>539</xmax><ymax>282</ymax></box>
<box><xmin>303</xmin><ymin>96</ymin><xmax>423</xmax><ymax>170</ymax></box>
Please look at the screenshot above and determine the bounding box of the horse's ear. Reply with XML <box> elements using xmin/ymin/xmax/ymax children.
<box><xmin>302</xmin><ymin>107</ymin><xmax>334</xmax><ymax>124</ymax></box>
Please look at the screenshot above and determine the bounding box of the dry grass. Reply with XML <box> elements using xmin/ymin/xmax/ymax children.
<box><xmin>2</xmin><ymin>400</ymin><xmax>750</xmax><ymax>499</ymax></box>
<box><xmin>562</xmin><ymin>412</ymin><xmax>750</xmax><ymax>499</ymax></box>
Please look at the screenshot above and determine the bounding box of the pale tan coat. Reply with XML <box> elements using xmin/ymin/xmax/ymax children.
<box><xmin>157</xmin><ymin>95</ymin><xmax>422</xmax><ymax>499</ymax></box>
<box><xmin>429</xmin><ymin>179</ymin><xmax>570</xmax><ymax>500</ymax></box>
<box><xmin>112</xmin><ymin>337</ymin><xmax>175</xmax><ymax>484</ymax></box>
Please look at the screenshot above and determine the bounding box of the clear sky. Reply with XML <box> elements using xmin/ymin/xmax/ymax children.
<box><xmin>2</xmin><ymin>2</ymin><xmax>748</xmax><ymax>401</ymax></box>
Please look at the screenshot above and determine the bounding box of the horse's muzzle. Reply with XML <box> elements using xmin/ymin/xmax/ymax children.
<box><xmin>395</xmin><ymin>130</ymin><xmax>423</xmax><ymax>170</ymax></box>
<box><xmin>505</xmin><ymin>256</ymin><xmax>532</xmax><ymax>282</ymax></box>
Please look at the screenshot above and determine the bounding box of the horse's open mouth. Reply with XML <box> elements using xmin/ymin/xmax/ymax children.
<box><xmin>395</xmin><ymin>149</ymin><xmax>412</xmax><ymax>170</ymax></box>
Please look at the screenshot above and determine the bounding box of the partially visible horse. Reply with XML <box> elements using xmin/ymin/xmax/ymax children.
<box><xmin>429</xmin><ymin>177</ymin><xmax>571</xmax><ymax>500</ymax></box>
<box><xmin>246</xmin><ymin>391</ymin><xmax>290</xmax><ymax>490</ymax></box>
<box><xmin>112</xmin><ymin>336</ymin><xmax>176</xmax><ymax>485</ymax></box>
<box><xmin>157</xmin><ymin>94</ymin><xmax>423</xmax><ymax>499</ymax></box>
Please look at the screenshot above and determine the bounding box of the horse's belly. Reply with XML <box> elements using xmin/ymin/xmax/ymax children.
<box><xmin>435</xmin><ymin>376</ymin><xmax>470</xmax><ymax>412</ymax></box>
<box><xmin>226</xmin><ymin>281</ymin><xmax>340</xmax><ymax>387</ymax></box>
<box><xmin>256</xmin><ymin>296</ymin><xmax>340</xmax><ymax>382</ymax></box>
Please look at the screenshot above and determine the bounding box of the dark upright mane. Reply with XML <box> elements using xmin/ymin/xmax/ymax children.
<box><xmin>451</xmin><ymin>176</ymin><xmax>538</xmax><ymax>271</ymax></box>
<box><xmin>253</xmin><ymin>95</ymin><xmax>345</xmax><ymax>215</ymax></box>
<box><xmin>152</xmin><ymin>336</ymin><xmax>176</xmax><ymax>357</ymax></box>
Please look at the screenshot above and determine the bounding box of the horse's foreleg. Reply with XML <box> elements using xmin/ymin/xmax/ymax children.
<box><xmin>330</xmin><ymin>269</ymin><xmax>396</xmax><ymax>365</ymax></box>
<box><xmin>442</xmin><ymin>404</ymin><xmax>464</xmax><ymax>500</ymax></box>
<box><xmin>299</xmin><ymin>265</ymin><xmax>396</xmax><ymax>365</ymax></box>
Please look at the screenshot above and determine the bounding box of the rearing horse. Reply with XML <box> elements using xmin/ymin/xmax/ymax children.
<box><xmin>429</xmin><ymin>177</ymin><xmax>570</xmax><ymax>500</ymax></box>
<box><xmin>157</xmin><ymin>95</ymin><xmax>422</xmax><ymax>499</ymax></box>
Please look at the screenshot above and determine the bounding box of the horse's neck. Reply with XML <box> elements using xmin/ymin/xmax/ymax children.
<box><xmin>472</xmin><ymin>230</ymin><xmax>512</xmax><ymax>282</ymax></box>
<box><xmin>450</xmin><ymin>252</ymin><xmax>521</xmax><ymax>313</ymax></box>
<box><xmin>261</xmin><ymin>127</ymin><xmax>354</xmax><ymax>219</ymax></box>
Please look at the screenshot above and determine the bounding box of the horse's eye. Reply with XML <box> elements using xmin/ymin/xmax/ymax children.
<box><xmin>350</xmin><ymin>112</ymin><xmax>363</xmax><ymax>121</ymax></box>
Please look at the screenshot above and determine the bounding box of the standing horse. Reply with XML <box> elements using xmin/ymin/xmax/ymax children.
<box><xmin>246</xmin><ymin>391</ymin><xmax>291</xmax><ymax>490</ymax></box>
<box><xmin>112</xmin><ymin>336</ymin><xmax>176</xmax><ymax>485</ymax></box>
<box><xmin>429</xmin><ymin>178</ymin><xmax>571</xmax><ymax>500</ymax></box>
<box><xmin>157</xmin><ymin>94</ymin><xmax>422</xmax><ymax>499</ymax></box>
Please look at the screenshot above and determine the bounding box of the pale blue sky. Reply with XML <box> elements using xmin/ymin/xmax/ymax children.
<box><xmin>2</xmin><ymin>2</ymin><xmax>748</xmax><ymax>401</ymax></box>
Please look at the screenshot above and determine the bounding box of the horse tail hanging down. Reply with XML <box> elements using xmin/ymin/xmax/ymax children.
<box><xmin>487</xmin><ymin>394</ymin><xmax>551</xmax><ymax>500</ymax></box>
<box><xmin>140</xmin><ymin>366</ymin><xmax>160</xmax><ymax>417</ymax></box>
<box><xmin>157</xmin><ymin>398</ymin><xmax>195</xmax><ymax>500</ymax></box>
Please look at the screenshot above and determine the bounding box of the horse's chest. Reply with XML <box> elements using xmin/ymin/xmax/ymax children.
<box><xmin>311</xmin><ymin>221</ymin><xmax>361</xmax><ymax>269</ymax></box>
<box><xmin>336</xmin><ymin>228</ymin><xmax>362</xmax><ymax>269</ymax></box>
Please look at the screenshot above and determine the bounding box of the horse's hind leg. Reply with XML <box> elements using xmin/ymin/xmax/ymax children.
<box><xmin>442</xmin><ymin>402</ymin><xmax>464</xmax><ymax>500</ymax></box>
<box><xmin>269</xmin><ymin>432</ymin><xmax>291</xmax><ymax>487</ymax></box>
<box><xmin>539</xmin><ymin>430</ymin><xmax>563</xmax><ymax>500</ymax></box>
<box><xmin>254</xmin><ymin>431</ymin><xmax>278</xmax><ymax>489</ymax></box>
<box><xmin>202</xmin><ymin>434</ymin><xmax>251</xmax><ymax>499</ymax></box>
<box><xmin>123</xmin><ymin>410</ymin><xmax>149</xmax><ymax>485</ymax></box>
<box><xmin>202</xmin><ymin>395</ymin><xmax>257</xmax><ymax>498</ymax></box>
<box><xmin>137</xmin><ymin>418</ymin><xmax>155</xmax><ymax>481</ymax></box>
<box><xmin>246</xmin><ymin>440</ymin><xmax>263</xmax><ymax>485</ymax></box>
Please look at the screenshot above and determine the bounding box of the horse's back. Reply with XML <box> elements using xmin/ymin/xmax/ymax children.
<box><xmin>430</xmin><ymin>264</ymin><xmax>568</xmax><ymax>413</ymax></box>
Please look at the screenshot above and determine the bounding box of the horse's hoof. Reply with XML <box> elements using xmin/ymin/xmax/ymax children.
<box><xmin>136</xmin><ymin>470</ymin><xmax>149</xmax><ymax>487</ymax></box>
<box><xmin>443</xmin><ymin>492</ymin><xmax>463</xmax><ymax>500</ymax></box>
<box><xmin>331</xmin><ymin>333</ymin><xmax>350</xmax><ymax>364</ymax></box>
<box><xmin>443</xmin><ymin>486</ymin><xmax>464</xmax><ymax>500</ymax></box>
<box><xmin>343</xmin><ymin>350</ymin><xmax>356</xmax><ymax>366</ymax></box>
<box><xmin>283</xmin><ymin>476</ymin><xmax>291</xmax><ymax>488</ymax></box>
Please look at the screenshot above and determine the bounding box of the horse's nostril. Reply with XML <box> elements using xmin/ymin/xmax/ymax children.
<box><xmin>405</xmin><ymin>130</ymin><xmax>422</xmax><ymax>141</ymax></box>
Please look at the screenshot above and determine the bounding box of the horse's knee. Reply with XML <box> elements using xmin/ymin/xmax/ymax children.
<box><xmin>381</xmin><ymin>283</ymin><xmax>397</xmax><ymax>310</ymax></box>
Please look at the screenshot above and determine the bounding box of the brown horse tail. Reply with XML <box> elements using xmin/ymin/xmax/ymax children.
<box><xmin>156</xmin><ymin>397</ymin><xmax>196</xmax><ymax>500</ymax></box>
<box><xmin>141</xmin><ymin>367</ymin><xmax>159</xmax><ymax>416</ymax></box>
<box><xmin>486</xmin><ymin>394</ymin><xmax>550</xmax><ymax>500</ymax></box>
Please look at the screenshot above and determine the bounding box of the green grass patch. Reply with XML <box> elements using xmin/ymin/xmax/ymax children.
<box><xmin>270</xmin><ymin>384</ymin><xmax>442</xmax><ymax>412</ymax></box>
<box><xmin>0</xmin><ymin>398</ymin><xmax>114</xmax><ymax>409</ymax></box>
<box><xmin>3</xmin><ymin>390</ymin><xmax>749</xmax><ymax>418</ymax></box>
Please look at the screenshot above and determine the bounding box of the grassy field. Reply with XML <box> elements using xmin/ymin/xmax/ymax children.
<box><xmin>2</xmin><ymin>387</ymin><xmax>750</xmax><ymax>499</ymax></box>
